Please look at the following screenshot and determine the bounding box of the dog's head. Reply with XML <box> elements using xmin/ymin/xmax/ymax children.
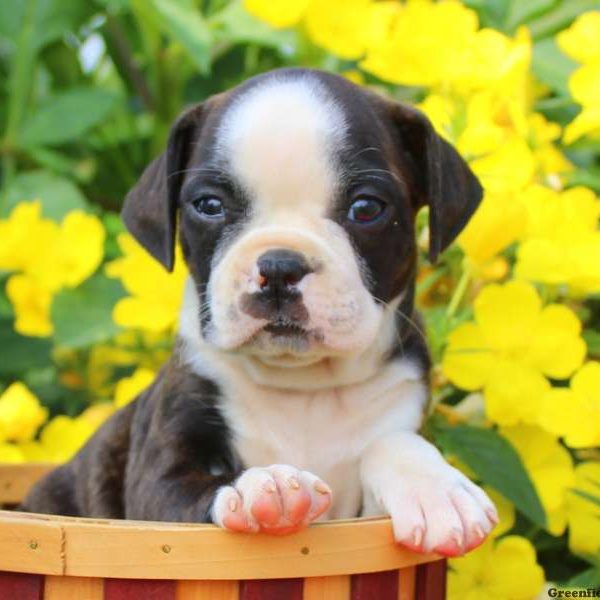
<box><xmin>123</xmin><ymin>69</ymin><xmax>481</xmax><ymax>371</ymax></box>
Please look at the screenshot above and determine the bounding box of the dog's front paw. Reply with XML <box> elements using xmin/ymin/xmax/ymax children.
<box><xmin>385</xmin><ymin>470</ymin><xmax>498</xmax><ymax>557</ymax></box>
<box><xmin>212</xmin><ymin>464</ymin><xmax>332</xmax><ymax>535</ymax></box>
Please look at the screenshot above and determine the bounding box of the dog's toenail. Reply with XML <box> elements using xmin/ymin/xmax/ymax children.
<box><xmin>474</xmin><ymin>524</ymin><xmax>485</xmax><ymax>539</ymax></box>
<box><xmin>486</xmin><ymin>508</ymin><xmax>499</xmax><ymax>524</ymax></box>
<box><xmin>451</xmin><ymin>529</ymin><xmax>464</xmax><ymax>550</ymax></box>
<box><xmin>288</xmin><ymin>477</ymin><xmax>300</xmax><ymax>490</ymax></box>
<box><xmin>228</xmin><ymin>497</ymin><xmax>238</xmax><ymax>512</ymax></box>
<box><xmin>413</xmin><ymin>526</ymin><xmax>424</xmax><ymax>547</ymax></box>
<box><xmin>265</xmin><ymin>481</ymin><xmax>277</xmax><ymax>493</ymax></box>
<box><xmin>314</xmin><ymin>481</ymin><xmax>331</xmax><ymax>494</ymax></box>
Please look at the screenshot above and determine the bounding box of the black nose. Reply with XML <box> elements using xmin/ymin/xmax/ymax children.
<box><xmin>257</xmin><ymin>249</ymin><xmax>311</xmax><ymax>296</ymax></box>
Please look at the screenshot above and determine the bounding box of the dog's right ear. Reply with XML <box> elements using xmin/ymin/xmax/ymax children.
<box><xmin>121</xmin><ymin>103</ymin><xmax>206</xmax><ymax>271</ymax></box>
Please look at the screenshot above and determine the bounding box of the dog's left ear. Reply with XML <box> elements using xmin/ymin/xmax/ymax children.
<box><xmin>121</xmin><ymin>103</ymin><xmax>206</xmax><ymax>271</ymax></box>
<box><xmin>389</xmin><ymin>102</ymin><xmax>483</xmax><ymax>262</ymax></box>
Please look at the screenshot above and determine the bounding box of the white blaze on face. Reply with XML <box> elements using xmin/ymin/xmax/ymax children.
<box><xmin>217</xmin><ymin>77</ymin><xmax>346</xmax><ymax>221</ymax></box>
<box><xmin>205</xmin><ymin>75</ymin><xmax>383</xmax><ymax>360</ymax></box>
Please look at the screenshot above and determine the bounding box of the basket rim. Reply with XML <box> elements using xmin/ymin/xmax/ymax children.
<box><xmin>0</xmin><ymin>463</ymin><xmax>440</xmax><ymax>580</ymax></box>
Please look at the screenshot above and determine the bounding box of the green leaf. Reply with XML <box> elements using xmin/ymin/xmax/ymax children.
<box><xmin>570</xmin><ymin>488</ymin><xmax>600</xmax><ymax>509</ymax></box>
<box><xmin>528</xmin><ymin>0</ymin><xmax>600</xmax><ymax>39</ymax></box>
<box><xmin>0</xmin><ymin>318</ymin><xmax>52</xmax><ymax>375</ymax></box>
<box><xmin>145</xmin><ymin>0</ymin><xmax>213</xmax><ymax>74</ymax></box>
<box><xmin>19</xmin><ymin>88</ymin><xmax>118</xmax><ymax>147</ymax></box>
<box><xmin>504</xmin><ymin>0</ymin><xmax>558</xmax><ymax>32</ymax></box>
<box><xmin>3</xmin><ymin>171</ymin><xmax>88</xmax><ymax>220</ymax></box>
<box><xmin>430</xmin><ymin>418</ymin><xmax>547</xmax><ymax>527</ymax></box>
<box><xmin>51</xmin><ymin>274</ymin><xmax>125</xmax><ymax>349</ymax></box>
<box><xmin>565</xmin><ymin>565</ymin><xmax>600</xmax><ymax>588</ymax></box>
<box><xmin>211</xmin><ymin>1</ymin><xmax>296</xmax><ymax>49</ymax></box>
<box><xmin>532</xmin><ymin>38</ymin><xmax>577</xmax><ymax>96</ymax></box>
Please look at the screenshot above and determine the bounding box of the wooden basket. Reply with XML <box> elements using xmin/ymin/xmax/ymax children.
<box><xmin>0</xmin><ymin>464</ymin><xmax>446</xmax><ymax>600</ymax></box>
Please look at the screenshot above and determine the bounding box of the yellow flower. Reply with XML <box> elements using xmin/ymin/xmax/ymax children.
<box><xmin>6</xmin><ymin>274</ymin><xmax>54</xmax><ymax>337</ymax></box>
<box><xmin>448</xmin><ymin>535</ymin><xmax>544</xmax><ymax>600</ymax></box>
<box><xmin>105</xmin><ymin>234</ymin><xmax>187</xmax><ymax>332</ymax></box>
<box><xmin>452</xmin><ymin>27</ymin><xmax>531</xmax><ymax>99</ymax></box>
<box><xmin>114</xmin><ymin>368</ymin><xmax>156</xmax><ymax>408</ymax></box>
<box><xmin>243</xmin><ymin>0</ymin><xmax>309</xmax><ymax>28</ymax></box>
<box><xmin>556</xmin><ymin>11</ymin><xmax>600</xmax><ymax>64</ymax></box>
<box><xmin>485</xmin><ymin>487</ymin><xmax>515</xmax><ymax>538</ymax></box>
<box><xmin>305</xmin><ymin>0</ymin><xmax>373</xmax><ymax>60</ymax></box>
<box><xmin>79</xmin><ymin>403</ymin><xmax>115</xmax><ymax>429</ymax></box>
<box><xmin>0</xmin><ymin>201</ymin><xmax>58</xmax><ymax>274</ymax></box>
<box><xmin>442</xmin><ymin>281</ymin><xmax>586</xmax><ymax>426</ymax></box>
<box><xmin>17</xmin><ymin>441</ymin><xmax>48</xmax><ymax>462</ymax></box>
<box><xmin>538</xmin><ymin>362</ymin><xmax>600</xmax><ymax>448</ymax></box>
<box><xmin>569</xmin><ymin>62</ymin><xmax>600</xmax><ymax>113</ymax></box>
<box><xmin>361</xmin><ymin>0</ymin><xmax>479</xmax><ymax>87</ymax></box>
<box><xmin>502</xmin><ymin>425</ymin><xmax>575</xmax><ymax>535</ymax></box>
<box><xmin>563</xmin><ymin>62</ymin><xmax>600</xmax><ymax>143</ymax></box>
<box><xmin>52</xmin><ymin>211</ymin><xmax>105</xmax><ymax>288</ymax></box>
<box><xmin>469</xmin><ymin>137</ymin><xmax>535</xmax><ymax>194</ymax></box>
<box><xmin>39</xmin><ymin>415</ymin><xmax>95</xmax><ymax>463</ymax></box>
<box><xmin>0</xmin><ymin>382</ymin><xmax>48</xmax><ymax>443</ymax></box>
<box><xmin>0</xmin><ymin>443</ymin><xmax>25</xmax><ymax>463</ymax></box>
<box><xmin>557</xmin><ymin>12</ymin><xmax>600</xmax><ymax>143</ymax></box>
<box><xmin>458</xmin><ymin>190</ymin><xmax>527</xmax><ymax>268</ymax></box>
<box><xmin>563</xmin><ymin>105</ymin><xmax>600</xmax><ymax>144</ymax></box>
<box><xmin>516</xmin><ymin>185</ymin><xmax>600</xmax><ymax>295</ymax></box>
<box><xmin>567</xmin><ymin>461</ymin><xmax>600</xmax><ymax>556</ymax></box>
<box><xmin>418</xmin><ymin>94</ymin><xmax>456</xmax><ymax>141</ymax></box>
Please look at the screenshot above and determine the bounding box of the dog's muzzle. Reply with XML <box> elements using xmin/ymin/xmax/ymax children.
<box><xmin>240</xmin><ymin>248</ymin><xmax>312</xmax><ymax>328</ymax></box>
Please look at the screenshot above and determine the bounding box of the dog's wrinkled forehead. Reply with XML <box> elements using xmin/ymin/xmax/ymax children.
<box><xmin>214</xmin><ymin>78</ymin><xmax>348</xmax><ymax>218</ymax></box>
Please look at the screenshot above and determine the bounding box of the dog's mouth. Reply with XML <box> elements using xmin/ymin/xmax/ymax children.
<box><xmin>263</xmin><ymin>321</ymin><xmax>308</xmax><ymax>337</ymax></box>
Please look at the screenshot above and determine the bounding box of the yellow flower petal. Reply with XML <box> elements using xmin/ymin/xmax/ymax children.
<box><xmin>0</xmin><ymin>382</ymin><xmax>48</xmax><ymax>443</ymax></box>
<box><xmin>114</xmin><ymin>368</ymin><xmax>156</xmax><ymax>408</ymax></box>
<box><xmin>528</xmin><ymin>305</ymin><xmax>586</xmax><ymax>379</ymax></box>
<box><xmin>0</xmin><ymin>443</ymin><xmax>25</xmax><ymax>464</ymax></box>
<box><xmin>484</xmin><ymin>360</ymin><xmax>549</xmax><ymax>426</ymax></box>
<box><xmin>502</xmin><ymin>425</ymin><xmax>574</xmax><ymax>535</ymax></box>
<box><xmin>305</xmin><ymin>0</ymin><xmax>373</xmax><ymax>60</ymax></box>
<box><xmin>474</xmin><ymin>281</ymin><xmax>541</xmax><ymax>355</ymax></box>
<box><xmin>54</xmin><ymin>211</ymin><xmax>105</xmax><ymax>288</ymax></box>
<box><xmin>567</xmin><ymin>461</ymin><xmax>600</xmax><ymax>556</ymax></box>
<box><xmin>442</xmin><ymin>323</ymin><xmax>493</xmax><ymax>390</ymax></box>
<box><xmin>5</xmin><ymin>274</ymin><xmax>54</xmax><ymax>337</ymax></box>
<box><xmin>243</xmin><ymin>0</ymin><xmax>309</xmax><ymax>28</ymax></box>
<box><xmin>557</xmin><ymin>11</ymin><xmax>600</xmax><ymax>64</ymax></box>
<box><xmin>449</xmin><ymin>536</ymin><xmax>544</xmax><ymax>600</ymax></box>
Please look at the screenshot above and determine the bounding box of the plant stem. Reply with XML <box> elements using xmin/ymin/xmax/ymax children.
<box><xmin>1</xmin><ymin>0</ymin><xmax>37</xmax><ymax>210</ymax></box>
<box><xmin>446</xmin><ymin>263</ymin><xmax>471</xmax><ymax>319</ymax></box>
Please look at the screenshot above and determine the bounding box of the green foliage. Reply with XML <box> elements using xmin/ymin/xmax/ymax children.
<box><xmin>429</xmin><ymin>417</ymin><xmax>547</xmax><ymax>527</ymax></box>
<box><xmin>51</xmin><ymin>274</ymin><xmax>125</xmax><ymax>349</ymax></box>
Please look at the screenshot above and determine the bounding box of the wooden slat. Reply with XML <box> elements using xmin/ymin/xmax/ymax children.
<box><xmin>351</xmin><ymin>570</ymin><xmax>398</xmax><ymax>600</ymax></box>
<box><xmin>415</xmin><ymin>560</ymin><xmax>446</xmax><ymax>600</ymax></box>
<box><xmin>398</xmin><ymin>566</ymin><xmax>416</xmax><ymax>600</ymax></box>
<box><xmin>304</xmin><ymin>575</ymin><xmax>350</xmax><ymax>600</ymax></box>
<box><xmin>45</xmin><ymin>575</ymin><xmax>103</xmax><ymax>600</ymax></box>
<box><xmin>0</xmin><ymin>571</ymin><xmax>44</xmax><ymax>600</ymax></box>
<box><xmin>239</xmin><ymin>578</ymin><xmax>303</xmax><ymax>600</ymax></box>
<box><xmin>104</xmin><ymin>578</ymin><xmax>176</xmax><ymax>600</ymax></box>
<box><xmin>176</xmin><ymin>580</ymin><xmax>238</xmax><ymax>600</ymax></box>
<box><xmin>60</xmin><ymin>518</ymin><xmax>437</xmax><ymax>580</ymax></box>
<box><xmin>0</xmin><ymin>464</ymin><xmax>55</xmax><ymax>504</ymax></box>
<box><xmin>0</xmin><ymin>510</ymin><xmax>441</xmax><ymax>581</ymax></box>
<box><xmin>0</xmin><ymin>514</ymin><xmax>63</xmax><ymax>575</ymax></box>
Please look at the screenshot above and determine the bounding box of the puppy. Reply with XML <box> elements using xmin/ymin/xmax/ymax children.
<box><xmin>22</xmin><ymin>68</ymin><xmax>498</xmax><ymax>556</ymax></box>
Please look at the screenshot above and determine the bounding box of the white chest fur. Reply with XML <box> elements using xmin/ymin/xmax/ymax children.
<box><xmin>193</xmin><ymin>351</ymin><xmax>428</xmax><ymax>519</ymax></box>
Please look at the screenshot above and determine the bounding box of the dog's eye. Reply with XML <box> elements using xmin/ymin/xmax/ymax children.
<box><xmin>347</xmin><ymin>196</ymin><xmax>385</xmax><ymax>223</ymax></box>
<box><xmin>192</xmin><ymin>196</ymin><xmax>225</xmax><ymax>219</ymax></box>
